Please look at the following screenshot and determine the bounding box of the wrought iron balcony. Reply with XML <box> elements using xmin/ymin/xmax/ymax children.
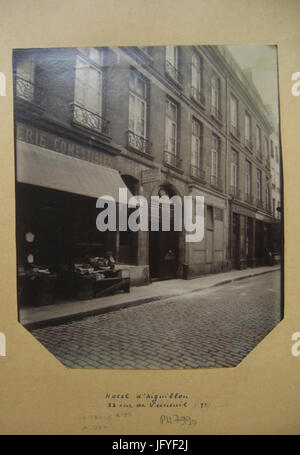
<box><xmin>165</xmin><ymin>60</ymin><xmax>183</xmax><ymax>85</ymax></box>
<box><xmin>163</xmin><ymin>150</ymin><xmax>182</xmax><ymax>169</ymax></box>
<box><xmin>210</xmin><ymin>105</ymin><xmax>222</xmax><ymax>122</ymax></box>
<box><xmin>230</xmin><ymin>124</ymin><xmax>240</xmax><ymax>139</ymax></box>
<box><xmin>191</xmin><ymin>86</ymin><xmax>205</xmax><ymax>106</ymax></box>
<box><xmin>15</xmin><ymin>76</ymin><xmax>42</xmax><ymax>105</ymax></box>
<box><xmin>190</xmin><ymin>165</ymin><xmax>205</xmax><ymax>182</ymax></box>
<box><xmin>210</xmin><ymin>175</ymin><xmax>223</xmax><ymax>190</ymax></box>
<box><xmin>127</xmin><ymin>130</ymin><xmax>152</xmax><ymax>155</ymax></box>
<box><xmin>245</xmin><ymin>138</ymin><xmax>253</xmax><ymax>151</ymax></box>
<box><xmin>72</xmin><ymin>103</ymin><xmax>110</xmax><ymax>136</ymax></box>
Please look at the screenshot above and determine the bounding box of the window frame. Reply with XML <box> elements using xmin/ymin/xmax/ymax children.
<box><xmin>128</xmin><ymin>68</ymin><xmax>148</xmax><ymax>139</ymax></box>
<box><xmin>230</xmin><ymin>150</ymin><xmax>239</xmax><ymax>189</ymax></box>
<box><xmin>211</xmin><ymin>134</ymin><xmax>220</xmax><ymax>178</ymax></box>
<box><xmin>74</xmin><ymin>54</ymin><xmax>103</xmax><ymax>116</ymax></box>
<box><xmin>165</xmin><ymin>97</ymin><xmax>178</xmax><ymax>156</ymax></box>
<box><xmin>245</xmin><ymin>160</ymin><xmax>252</xmax><ymax>197</ymax></box>
<box><xmin>191</xmin><ymin>117</ymin><xmax>202</xmax><ymax>168</ymax></box>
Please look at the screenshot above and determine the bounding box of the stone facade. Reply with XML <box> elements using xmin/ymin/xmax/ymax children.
<box><xmin>14</xmin><ymin>45</ymin><xmax>279</xmax><ymax>285</ymax></box>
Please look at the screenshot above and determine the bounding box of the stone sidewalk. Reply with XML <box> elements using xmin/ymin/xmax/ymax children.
<box><xmin>20</xmin><ymin>265</ymin><xmax>280</xmax><ymax>329</ymax></box>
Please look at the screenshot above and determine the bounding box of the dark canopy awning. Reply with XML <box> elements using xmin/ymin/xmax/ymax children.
<box><xmin>16</xmin><ymin>140</ymin><xmax>133</xmax><ymax>203</ymax></box>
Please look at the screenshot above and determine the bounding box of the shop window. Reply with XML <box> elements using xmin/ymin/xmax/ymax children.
<box><xmin>206</xmin><ymin>206</ymin><xmax>214</xmax><ymax>230</ymax></box>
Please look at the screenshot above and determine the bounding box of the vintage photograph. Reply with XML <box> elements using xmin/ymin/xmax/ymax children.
<box><xmin>14</xmin><ymin>45</ymin><xmax>283</xmax><ymax>369</ymax></box>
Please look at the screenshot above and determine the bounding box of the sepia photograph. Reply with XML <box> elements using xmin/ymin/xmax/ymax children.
<box><xmin>14</xmin><ymin>44</ymin><xmax>283</xmax><ymax>369</ymax></box>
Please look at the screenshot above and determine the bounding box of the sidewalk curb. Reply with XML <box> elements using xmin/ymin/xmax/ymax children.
<box><xmin>24</xmin><ymin>267</ymin><xmax>280</xmax><ymax>330</ymax></box>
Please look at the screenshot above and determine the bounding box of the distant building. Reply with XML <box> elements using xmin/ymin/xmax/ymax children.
<box><xmin>14</xmin><ymin>45</ymin><xmax>280</xmax><ymax>295</ymax></box>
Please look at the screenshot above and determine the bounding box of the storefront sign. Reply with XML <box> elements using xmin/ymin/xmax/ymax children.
<box><xmin>141</xmin><ymin>168</ymin><xmax>161</xmax><ymax>184</ymax></box>
<box><xmin>16</xmin><ymin>122</ymin><xmax>114</xmax><ymax>168</ymax></box>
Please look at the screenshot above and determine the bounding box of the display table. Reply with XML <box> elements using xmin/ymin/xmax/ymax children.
<box><xmin>75</xmin><ymin>269</ymin><xmax>130</xmax><ymax>300</ymax></box>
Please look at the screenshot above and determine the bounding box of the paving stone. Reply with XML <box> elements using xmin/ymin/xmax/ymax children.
<box><xmin>31</xmin><ymin>272</ymin><xmax>281</xmax><ymax>369</ymax></box>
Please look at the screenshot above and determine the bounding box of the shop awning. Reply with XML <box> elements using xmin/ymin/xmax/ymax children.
<box><xmin>16</xmin><ymin>140</ymin><xmax>134</xmax><ymax>203</ymax></box>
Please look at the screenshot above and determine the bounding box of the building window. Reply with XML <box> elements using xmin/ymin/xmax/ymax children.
<box><xmin>230</xmin><ymin>150</ymin><xmax>239</xmax><ymax>193</ymax></box>
<box><xmin>245</xmin><ymin>160</ymin><xmax>251</xmax><ymax>199</ymax></box>
<box><xmin>128</xmin><ymin>69</ymin><xmax>150</xmax><ymax>154</ymax></box>
<box><xmin>16</xmin><ymin>53</ymin><xmax>35</xmax><ymax>103</ymax></box>
<box><xmin>266</xmin><ymin>185</ymin><xmax>270</xmax><ymax>211</ymax></box>
<box><xmin>270</xmin><ymin>140</ymin><xmax>274</xmax><ymax>157</ymax></box>
<box><xmin>245</xmin><ymin>112</ymin><xmax>252</xmax><ymax>148</ymax></box>
<box><xmin>165</xmin><ymin>98</ymin><xmax>178</xmax><ymax>154</ymax></box>
<box><xmin>230</xmin><ymin>95</ymin><xmax>239</xmax><ymax>137</ymax></box>
<box><xmin>165</xmin><ymin>46</ymin><xmax>181</xmax><ymax>83</ymax></box>
<box><xmin>191</xmin><ymin>53</ymin><xmax>203</xmax><ymax>104</ymax></box>
<box><xmin>256</xmin><ymin>168</ymin><xmax>262</xmax><ymax>202</ymax></box>
<box><xmin>211</xmin><ymin>134</ymin><xmax>219</xmax><ymax>184</ymax></box>
<box><xmin>191</xmin><ymin>118</ymin><xmax>201</xmax><ymax>167</ymax></box>
<box><xmin>164</xmin><ymin>98</ymin><xmax>180</xmax><ymax>168</ymax></box>
<box><xmin>211</xmin><ymin>75</ymin><xmax>221</xmax><ymax>120</ymax></box>
<box><xmin>256</xmin><ymin>125</ymin><xmax>262</xmax><ymax>153</ymax></box>
<box><xmin>265</xmin><ymin>138</ymin><xmax>269</xmax><ymax>161</ymax></box>
<box><xmin>73</xmin><ymin>51</ymin><xmax>109</xmax><ymax>134</ymax></box>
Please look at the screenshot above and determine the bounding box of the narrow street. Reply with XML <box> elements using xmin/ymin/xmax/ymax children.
<box><xmin>31</xmin><ymin>271</ymin><xmax>281</xmax><ymax>369</ymax></box>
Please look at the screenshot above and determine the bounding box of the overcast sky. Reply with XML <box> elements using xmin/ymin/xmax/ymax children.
<box><xmin>226</xmin><ymin>45</ymin><xmax>279</xmax><ymax>128</ymax></box>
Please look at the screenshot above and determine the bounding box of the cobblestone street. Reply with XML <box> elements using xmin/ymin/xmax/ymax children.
<box><xmin>31</xmin><ymin>271</ymin><xmax>282</xmax><ymax>369</ymax></box>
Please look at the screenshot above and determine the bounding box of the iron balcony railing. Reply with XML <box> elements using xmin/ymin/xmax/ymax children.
<box><xmin>210</xmin><ymin>105</ymin><xmax>222</xmax><ymax>122</ymax></box>
<box><xmin>72</xmin><ymin>103</ymin><xmax>110</xmax><ymax>136</ymax></box>
<box><xmin>190</xmin><ymin>165</ymin><xmax>205</xmax><ymax>181</ymax></box>
<box><xmin>165</xmin><ymin>60</ymin><xmax>183</xmax><ymax>84</ymax></box>
<box><xmin>163</xmin><ymin>150</ymin><xmax>182</xmax><ymax>169</ymax></box>
<box><xmin>127</xmin><ymin>130</ymin><xmax>152</xmax><ymax>155</ymax></box>
<box><xmin>15</xmin><ymin>76</ymin><xmax>42</xmax><ymax>105</ymax></box>
<box><xmin>191</xmin><ymin>86</ymin><xmax>205</xmax><ymax>106</ymax></box>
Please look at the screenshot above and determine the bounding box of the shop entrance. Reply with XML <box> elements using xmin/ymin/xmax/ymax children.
<box><xmin>255</xmin><ymin>220</ymin><xmax>264</xmax><ymax>266</ymax></box>
<box><xmin>149</xmin><ymin>186</ymin><xmax>179</xmax><ymax>281</ymax></box>
<box><xmin>232</xmin><ymin>212</ymin><xmax>240</xmax><ymax>269</ymax></box>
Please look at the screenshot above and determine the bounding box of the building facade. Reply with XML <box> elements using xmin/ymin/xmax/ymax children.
<box><xmin>14</xmin><ymin>45</ymin><xmax>279</xmax><ymax>295</ymax></box>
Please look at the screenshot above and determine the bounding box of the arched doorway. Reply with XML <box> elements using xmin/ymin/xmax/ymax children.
<box><xmin>149</xmin><ymin>185</ymin><xmax>180</xmax><ymax>281</ymax></box>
